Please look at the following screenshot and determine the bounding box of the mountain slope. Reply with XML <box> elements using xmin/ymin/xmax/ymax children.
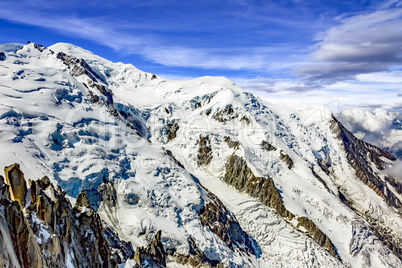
<box><xmin>0</xmin><ymin>42</ymin><xmax>259</xmax><ymax>267</ymax></box>
<box><xmin>0</xmin><ymin>42</ymin><xmax>401</xmax><ymax>267</ymax></box>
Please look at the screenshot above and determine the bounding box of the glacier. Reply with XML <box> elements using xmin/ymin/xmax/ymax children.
<box><xmin>0</xmin><ymin>42</ymin><xmax>401</xmax><ymax>267</ymax></box>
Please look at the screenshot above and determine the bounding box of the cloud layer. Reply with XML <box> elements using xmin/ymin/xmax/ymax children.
<box><xmin>297</xmin><ymin>7</ymin><xmax>402</xmax><ymax>83</ymax></box>
<box><xmin>337</xmin><ymin>108</ymin><xmax>402</xmax><ymax>159</ymax></box>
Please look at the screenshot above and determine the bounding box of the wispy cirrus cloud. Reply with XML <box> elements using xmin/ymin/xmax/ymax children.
<box><xmin>0</xmin><ymin>7</ymin><xmax>282</xmax><ymax>71</ymax></box>
<box><xmin>0</xmin><ymin>0</ymin><xmax>306</xmax><ymax>72</ymax></box>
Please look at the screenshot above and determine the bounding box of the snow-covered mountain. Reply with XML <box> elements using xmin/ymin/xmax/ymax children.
<box><xmin>0</xmin><ymin>42</ymin><xmax>401</xmax><ymax>267</ymax></box>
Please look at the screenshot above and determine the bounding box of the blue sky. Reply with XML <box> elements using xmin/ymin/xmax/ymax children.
<box><xmin>0</xmin><ymin>0</ymin><xmax>401</xmax><ymax>111</ymax></box>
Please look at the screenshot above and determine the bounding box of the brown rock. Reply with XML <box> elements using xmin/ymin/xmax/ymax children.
<box><xmin>37</xmin><ymin>194</ymin><xmax>52</xmax><ymax>224</ymax></box>
<box><xmin>169</xmin><ymin>237</ymin><xmax>222</xmax><ymax>267</ymax></box>
<box><xmin>297</xmin><ymin>217</ymin><xmax>338</xmax><ymax>258</ymax></box>
<box><xmin>279</xmin><ymin>150</ymin><xmax>293</xmax><ymax>169</ymax></box>
<box><xmin>197</xmin><ymin>136</ymin><xmax>213</xmax><ymax>166</ymax></box>
<box><xmin>4</xmin><ymin>163</ymin><xmax>27</xmax><ymax>207</ymax></box>
<box><xmin>213</xmin><ymin>105</ymin><xmax>237</xmax><ymax>122</ymax></box>
<box><xmin>37</xmin><ymin>176</ymin><xmax>51</xmax><ymax>190</ymax></box>
<box><xmin>261</xmin><ymin>140</ymin><xmax>276</xmax><ymax>151</ymax></box>
<box><xmin>0</xmin><ymin>175</ymin><xmax>10</xmax><ymax>199</ymax></box>
<box><xmin>167</xmin><ymin>122</ymin><xmax>179</xmax><ymax>141</ymax></box>
<box><xmin>224</xmin><ymin>136</ymin><xmax>240</xmax><ymax>150</ymax></box>
<box><xmin>2</xmin><ymin>198</ymin><xmax>45</xmax><ymax>268</ymax></box>
<box><xmin>223</xmin><ymin>154</ymin><xmax>339</xmax><ymax>260</ymax></box>
<box><xmin>200</xmin><ymin>187</ymin><xmax>255</xmax><ymax>254</ymax></box>
<box><xmin>29</xmin><ymin>179</ymin><xmax>37</xmax><ymax>205</ymax></box>
<box><xmin>76</xmin><ymin>192</ymin><xmax>90</xmax><ymax>208</ymax></box>
<box><xmin>134</xmin><ymin>230</ymin><xmax>166</xmax><ymax>267</ymax></box>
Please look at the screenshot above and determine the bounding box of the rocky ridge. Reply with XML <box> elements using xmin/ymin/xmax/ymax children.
<box><xmin>0</xmin><ymin>163</ymin><xmax>134</xmax><ymax>267</ymax></box>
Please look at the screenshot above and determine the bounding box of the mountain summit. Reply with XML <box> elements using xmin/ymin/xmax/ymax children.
<box><xmin>0</xmin><ymin>42</ymin><xmax>401</xmax><ymax>267</ymax></box>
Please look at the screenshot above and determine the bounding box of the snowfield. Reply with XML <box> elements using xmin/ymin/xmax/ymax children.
<box><xmin>0</xmin><ymin>42</ymin><xmax>401</xmax><ymax>267</ymax></box>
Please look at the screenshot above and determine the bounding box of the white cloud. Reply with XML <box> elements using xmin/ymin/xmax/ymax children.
<box><xmin>382</xmin><ymin>160</ymin><xmax>402</xmax><ymax>182</ymax></box>
<box><xmin>297</xmin><ymin>8</ymin><xmax>402</xmax><ymax>82</ymax></box>
<box><xmin>356</xmin><ymin>71</ymin><xmax>402</xmax><ymax>83</ymax></box>
<box><xmin>337</xmin><ymin>108</ymin><xmax>402</xmax><ymax>159</ymax></box>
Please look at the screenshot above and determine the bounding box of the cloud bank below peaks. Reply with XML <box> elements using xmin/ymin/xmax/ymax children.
<box><xmin>338</xmin><ymin>108</ymin><xmax>402</xmax><ymax>159</ymax></box>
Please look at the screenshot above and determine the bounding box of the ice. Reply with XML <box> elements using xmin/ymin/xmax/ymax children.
<box><xmin>0</xmin><ymin>42</ymin><xmax>400</xmax><ymax>267</ymax></box>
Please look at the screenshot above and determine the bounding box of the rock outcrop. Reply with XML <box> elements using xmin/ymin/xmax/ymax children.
<box><xmin>331</xmin><ymin>116</ymin><xmax>400</xmax><ymax>208</ymax></box>
<box><xmin>297</xmin><ymin>217</ymin><xmax>338</xmax><ymax>257</ymax></box>
<box><xmin>165</xmin><ymin>149</ymin><xmax>185</xmax><ymax>169</ymax></box>
<box><xmin>213</xmin><ymin>105</ymin><xmax>238</xmax><ymax>122</ymax></box>
<box><xmin>134</xmin><ymin>230</ymin><xmax>166</xmax><ymax>268</ymax></box>
<box><xmin>0</xmin><ymin>163</ymin><xmax>134</xmax><ymax>267</ymax></box>
<box><xmin>167</xmin><ymin>122</ymin><xmax>179</xmax><ymax>141</ymax></box>
<box><xmin>279</xmin><ymin>150</ymin><xmax>293</xmax><ymax>169</ymax></box>
<box><xmin>200</xmin><ymin>187</ymin><xmax>256</xmax><ymax>255</ymax></box>
<box><xmin>70</xmin><ymin>192</ymin><xmax>111</xmax><ymax>267</ymax></box>
<box><xmin>223</xmin><ymin>154</ymin><xmax>339</xmax><ymax>259</ymax></box>
<box><xmin>224</xmin><ymin>136</ymin><xmax>240</xmax><ymax>150</ymax></box>
<box><xmin>4</xmin><ymin>163</ymin><xmax>27</xmax><ymax>207</ymax></box>
<box><xmin>224</xmin><ymin>154</ymin><xmax>293</xmax><ymax>220</ymax></box>
<box><xmin>168</xmin><ymin>238</ymin><xmax>223</xmax><ymax>267</ymax></box>
<box><xmin>261</xmin><ymin>140</ymin><xmax>276</xmax><ymax>151</ymax></box>
<box><xmin>197</xmin><ymin>136</ymin><xmax>213</xmax><ymax>166</ymax></box>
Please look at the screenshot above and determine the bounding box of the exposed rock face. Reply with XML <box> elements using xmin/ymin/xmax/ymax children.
<box><xmin>36</xmin><ymin>194</ymin><xmax>52</xmax><ymax>224</ymax></box>
<box><xmin>103</xmin><ymin>224</ymin><xmax>134</xmax><ymax>267</ymax></box>
<box><xmin>279</xmin><ymin>150</ymin><xmax>293</xmax><ymax>169</ymax></box>
<box><xmin>76</xmin><ymin>191</ymin><xmax>91</xmax><ymax>208</ymax></box>
<box><xmin>134</xmin><ymin>230</ymin><xmax>166</xmax><ymax>268</ymax></box>
<box><xmin>261</xmin><ymin>140</ymin><xmax>276</xmax><ymax>151</ymax></box>
<box><xmin>240</xmin><ymin>115</ymin><xmax>251</xmax><ymax>125</ymax></box>
<box><xmin>224</xmin><ymin>154</ymin><xmax>292</xmax><ymax>220</ymax></box>
<box><xmin>165</xmin><ymin>149</ymin><xmax>185</xmax><ymax>169</ymax></box>
<box><xmin>0</xmin><ymin>164</ymin><xmax>134</xmax><ymax>267</ymax></box>
<box><xmin>1</xmin><ymin>176</ymin><xmax>44</xmax><ymax>268</ymax></box>
<box><xmin>200</xmin><ymin>187</ymin><xmax>256</xmax><ymax>255</ymax></box>
<box><xmin>224</xmin><ymin>136</ymin><xmax>240</xmax><ymax>150</ymax></box>
<box><xmin>223</xmin><ymin>154</ymin><xmax>339</xmax><ymax>259</ymax></box>
<box><xmin>4</xmin><ymin>163</ymin><xmax>27</xmax><ymax>207</ymax></box>
<box><xmin>1</xmin><ymin>199</ymin><xmax>45</xmax><ymax>268</ymax></box>
<box><xmin>57</xmin><ymin>52</ymin><xmax>105</xmax><ymax>83</ymax></box>
<box><xmin>331</xmin><ymin>116</ymin><xmax>400</xmax><ymax>208</ymax></box>
<box><xmin>57</xmin><ymin>50</ymin><xmax>149</xmax><ymax>140</ymax></box>
<box><xmin>0</xmin><ymin>175</ymin><xmax>10</xmax><ymax>200</ymax></box>
<box><xmin>70</xmin><ymin>192</ymin><xmax>111</xmax><ymax>267</ymax></box>
<box><xmin>167</xmin><ymin>122</ymin><xmax>179</xmax><ymax>141</ymax></box>
<box><xmin>197</xmin><ymin>136</ymin><xmax>213</xmax><ymax>166</ymax></box>
<box><xmin>168</xmin><ymin>238</ymin><xmax>223</xmax><ymax>267</ymax></box>
<box><xmin>0</xmin><ymin>52</ymin><xmax>5</xmax><ymax>61</ymax></box>
<box><xmin>297</xmin><ymin>217</ymin><xmax>338</xmax><ymax>257</ymax></box>
<box><xmin>330</xmin><ymin>116</ymin><xmax>402</xmax><ymax>260</ymax></box>
<box><xmin>213</xmin><ymin>105</ymin><xmax>238</xmax><ymax>122</ymax></box>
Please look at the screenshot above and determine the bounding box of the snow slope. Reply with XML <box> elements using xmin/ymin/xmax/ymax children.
<box><xmin>0</xmin><ymin>43</ymin><xmax>257</xmax><ymax>267</ymax></box>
